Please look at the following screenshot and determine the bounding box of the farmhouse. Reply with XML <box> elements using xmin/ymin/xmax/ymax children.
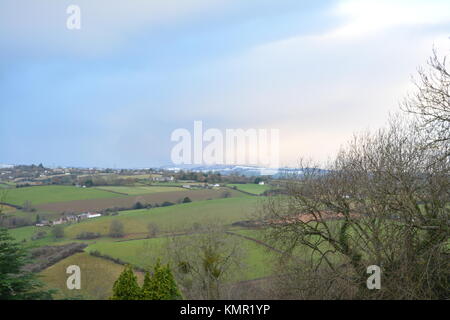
<box><xmin>36</xmin><ymin>220</ymin><xmax>51</xmax><ymax>227</ymax></box>
<box><xmin>52</xmin><ymin>218</ymin><xmax>64</xmax><ymax>225</ymax></box>
<box><xmin>78</xmin><ymin>212</ymin><xmax>101</xmax><ymax>220</ymax></box>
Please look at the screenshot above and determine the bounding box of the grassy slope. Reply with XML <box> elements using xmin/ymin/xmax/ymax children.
<box><xmin>3</xmin><ymin>185</ymin><xmax>122</xmax><ymax>206</ymax></box>
<box><xmin>86</xmin><ymin>234</ymin><xmax>277</xmax><ymax>281</ymax></box>
<box><xmin>227</xmin><ymin>184</ymin><xmax>271</xmax><ymax>195</ymax></box>
<box><xmin>64</xmin><ymin>197</ymin><xmax>259</xmax><ymax>238</ymax></box>
<box><xmin>40</xmin><ymin>252</ymin><xmax>144</xmax><ymax>300</ymax></box>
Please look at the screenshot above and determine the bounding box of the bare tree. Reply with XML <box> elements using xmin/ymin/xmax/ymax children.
<box><xmin>109</xmin><ymin>220</ymin><xmax>125</xmax><ymax>238</ymax></box>
<box><xmin>262</xmin><ymin>115</ymin><xmax>449</xmax><ymax>299</ymax></box>
<box><xmin>402</xmin><ymin>48</ymin><xmax>450</xmax><ymax>158</ymax></box>
<box><xmin>167</xmin><ymin>223</ymin><xmax>244</xmax><ymax>300</ymax></box>
<box><xmin>147</xmin><ymin>223</ymin><xmax>159</xmax><ymax>238</ymax></box>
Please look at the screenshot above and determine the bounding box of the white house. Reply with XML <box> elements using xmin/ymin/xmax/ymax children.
<box><xmin>259</xmin><ymin>181</ymin><xmax>265</xmax><ymax>185</ymax></box>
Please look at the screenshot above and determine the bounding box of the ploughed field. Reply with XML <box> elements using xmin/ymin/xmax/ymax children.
<box><xmin>1</xmin><ymin>184</ymin><xmax>243</xmax><ymax>213</ymax></box>
<box><xmin>36</xmin><ymin>188</ymin><xmax>242</xmax><ymax>213</ymax></box>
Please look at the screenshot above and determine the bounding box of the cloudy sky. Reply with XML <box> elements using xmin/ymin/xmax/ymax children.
<box><xmin>1</xmin><ymin>0</ymin><xmax>449</xmax><ymax>168</ymax></box>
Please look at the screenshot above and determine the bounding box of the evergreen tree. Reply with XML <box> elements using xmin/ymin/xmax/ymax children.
<box><xmin>142</xmin><ymin>260</ymin><xmax>182</xmax><ymax>300</ymax></box>
<box><xmin>110</xmin><ymin>265</ymin><xmax>141</xmax><ymax>300</ymax></box>
<box><xmin>0</xmin><ymin>228</ymin><xmax>54</xmax><ymax>300</ymax></box>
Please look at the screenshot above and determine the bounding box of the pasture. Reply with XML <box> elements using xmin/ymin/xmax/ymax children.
<box><xmin>35</xmin><ymin>188</ymin><xmax>242</xmax><ymax>213</ymax></box>
<box><xmin>86</xmin><ymin>233</ymin><xmax>277</xmax><ymax>281</ymax></box>
<box><xmin>64</xmin><ymin>197</ymin><xmax>259</xmax><ymax>238</ymax></box>
<box><xmin>3</xmin><ymin>185</ymin><xmax>121</xmax><ymax>206</ymax></box>
<box><xmin>227</xmin><ymin>184</ymin><xmax>271</xmax><ymax>195</ymax></box>
<box><xmin>40</xmin><ymin>252</ymin><xmax>144</xmax><ymax>300</ymax></box>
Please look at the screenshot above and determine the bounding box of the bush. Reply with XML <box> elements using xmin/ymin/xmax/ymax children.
<box><xmin>31</xmin><ymin>231</ymin><xmax>47</xmax><ymax>240</ymax></box>
<box><xmin>221</xmin><ymin>191</ymin><xmax>231</xmax><ymax>198</ymax></box>
<box><xmin>51</xmin><ymin>225</ymin><xmax>64</xmax><ymax>238</ymax></box>
<box><xmin>133</xmin><ymin>202</ymin><xmax>144</xmax><ymax>210</ymax></box>
<box><xmin>161</xmin><ymin>201</ymin><xmax>175</xmax><ymax>207</ymax></box>
<box><xmin>182</xmin><ymin>197</ymin><xmax>192</xmax><ymax>203</ymax></box>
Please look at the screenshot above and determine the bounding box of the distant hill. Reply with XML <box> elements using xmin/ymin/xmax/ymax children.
<box><xmin>160</xmin><ymin>164</ymin><xmax>328</xmax><ymax>177</ymax></box>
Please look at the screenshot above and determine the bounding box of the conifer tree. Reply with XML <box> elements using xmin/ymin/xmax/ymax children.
<box><xmin>141</xmin><ymin>260</ymin><xmax>182</xmax><ymax>300</ymax></box>
<box><xmin>0</xmin><ymin>227</ymin><xmax>54</xmax><ymax>300</ymax></box>
<box><xmin>110</xmin><ymin>265</ymin><xmax>141</xmax><ymax>300</ymax></box>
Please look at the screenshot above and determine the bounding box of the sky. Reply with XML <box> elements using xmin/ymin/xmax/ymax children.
<box><xmin>1</xmin><ymin>0</ymin><xmax>449</xmax><ymax>168</ymax></box>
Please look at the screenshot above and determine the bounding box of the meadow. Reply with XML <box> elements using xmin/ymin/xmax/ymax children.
<box><xmin>64</xmin><ymin>196</ymin><xmax>260</xmax><ymax>238</ymax></box>
<box><xmin>3</xmin><ymin>185</ymin><xmax>122</xmax><ymax>206</ymax></box>
<box><xmin>85</xmin><ymin>233</ymin><xmax>277</xmax><ymax>281</ymax></box>
<box><xmin>227</xmin><ymin>183</ymin><xmax>272</xmax><ymax>195</ymax></box>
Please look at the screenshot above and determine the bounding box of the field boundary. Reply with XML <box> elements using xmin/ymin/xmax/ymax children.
<box><xmin>224</xmin><ymin>186</ymin><xmax>259</xmax><ymax>197</ymax></box>
<box><xmin>0</xmin><ymin>201</ymin><xmax>23</xmax><ymax>210</ymax></box>
<box><xmin>93</xmin><ymin>187</ymin><xmax>129</xmax><ymax>196</ymax></box>
<box><xmin>225</xmin><ymin>231</ymin><xmax>285</xmax><ymax>254</ymax></box>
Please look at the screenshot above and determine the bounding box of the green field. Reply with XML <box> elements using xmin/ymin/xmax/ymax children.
<box><xmin>227</xmin><ymin>184</ymin><xmax>271</xmax><ymax>195</ymax></box>
<box><xmin>94</xmin><ymin>186</ymin><xmax>184</xmax><ymax>195</ymax></box>
<box><xmin>64</xmin><ymin>197</ymin><xmax>259</xmax><ymax>238</ymax></box>
<box><xmin>86</xmin><ymin>233</ymin><xmax>277</xmax><ymax>281</ymax></box>
<box><xmin>3</xmin><ymin>185</ymin><xmax>122</xmax><ymax>206</ymax></box>
<box><xmin>40</xmin><ymin>252</ymin><xmax>144</xmax><ymax>300</ymax></box>
<box><xmin>87</xmin><ymin>238</ymin><xmax>168</xmax><ymax>269</ymax></box>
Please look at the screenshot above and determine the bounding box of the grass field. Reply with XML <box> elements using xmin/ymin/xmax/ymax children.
<box><xmin>35</xmin><ymin>188</ymin><xmax>241</xmax><ymax>213</ymax></box>
<box><xmin>40</xmin><ymin>252</ymin><xmax>144</xmax><ymax>300</ymax></box>
<box><xmin>86</xmin><ymin>233</ymin><xmax>277</xmax><ymax>281</ymax></box>
<box><xmin>64</xmin><ymin>197</ymin><xmax>259</xmax><ymax>238</ymax></box>
<box><xmin>7</xmin><ymin>225</ymin><xmax>57</xmax><ymax>247</ymax></box>
<box><xmin>227</xmin><ymin>184</ymin><xmax>271</xmax><ymax>195</ymax></box>
<box><xmin>94</xmin><ymin>186</ymin><xmax>184</xmax><ymax>195</ymax></box>
<box><xmin>3</xmin><ymin>185</ymin><xmax>122</xmax><ymax>206</ymax></box>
